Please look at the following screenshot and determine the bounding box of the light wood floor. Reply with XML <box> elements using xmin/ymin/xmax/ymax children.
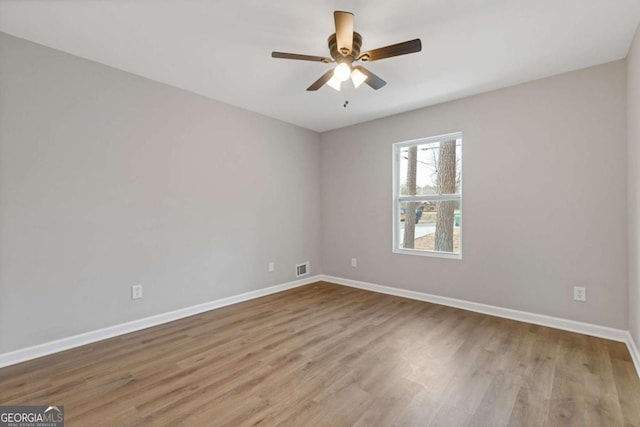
<box><xmin>1</xmin><ymin>282</ymin><xmax>640</xmax><ymax>426</ymax></box>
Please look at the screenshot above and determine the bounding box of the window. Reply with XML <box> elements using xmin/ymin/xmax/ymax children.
<box><xmin>392</xmin><ymin>132</ymin><xmax>462</xmax><ymax>258</ymax></box>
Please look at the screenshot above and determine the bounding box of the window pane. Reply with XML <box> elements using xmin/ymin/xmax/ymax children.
<box><xmin>399</xmin><ymin>139</ymin><xmax>461</xmax><ymax>196</ymax></box>
<box><xmin>398</xmin><ymin>200</ymin><xmax>461</xmax><ymax>254</ymax></box>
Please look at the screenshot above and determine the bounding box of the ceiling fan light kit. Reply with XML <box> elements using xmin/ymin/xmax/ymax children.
<box><xmin>333</xmin><ymin>62</ymin><xmax>352</xmax><ymax>82</ymax></box>
<box><xmin>350</xmin><ymin>68</ymin><xmax>367</xmax><ymax>88</ymax></box>
<box><xmin>271</xmin><ymin>11</ymin><xmax>422</xmax><ymax>92</ymax></box>
<box><xmin>327</xmin><ymin>76</ymin><xmax>342</xmax><ymax>91</ymax></box>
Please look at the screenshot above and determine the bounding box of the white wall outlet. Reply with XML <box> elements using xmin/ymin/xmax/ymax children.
<box><xmin>573</xmin><ymin>286</ymin><xmax>586</xmax><ymax>302</ymax></box>
<box><xmin>132</xmin><ymin>284</ymin><xmax>143</xmax><ymax>300</ymax></box>
<box><xmin>268</xmin><ymin>262</ymin><xmax>275</xmax><ymax>273</ymax></box>
<box><xmin>351</xmin><ymin>258</ymin><xmax>357</xmax><ymax>268</ymax></box>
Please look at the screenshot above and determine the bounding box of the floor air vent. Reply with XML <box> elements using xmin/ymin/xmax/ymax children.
<box><xmin>296</xmin><ymin>261</ymin><xmax>310</xmax><ymax>278</ymax></box>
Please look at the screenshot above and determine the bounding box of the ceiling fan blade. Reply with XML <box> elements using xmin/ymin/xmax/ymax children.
<box><xmin>358</xmin><ymin>39</ymin><xmax>422</xmax><ymax>62</ymax></box>
<box><xmin>307</xmin><ymin>69</ymin><xmax>335</xmax><ymax>91</ymax></box>
<box><xmin>353</xmin><ymin>66</ymin><xmax>386</xmax><ymax>90</ymax></box>
<box><xmin>272</xmin><ymin>52</ymin><xmax>333</xmax><ymax>63</ymax></box>
<box><xmin>334</xmin><ymin>11</ymin><xmax>354</xmax><ymax>56</ymax></box>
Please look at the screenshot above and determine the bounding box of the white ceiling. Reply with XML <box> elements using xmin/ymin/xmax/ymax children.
<box><xmin>1</xmin><ymin>1</ymin><xmax>639</xmax><ymax>132</ymax></box>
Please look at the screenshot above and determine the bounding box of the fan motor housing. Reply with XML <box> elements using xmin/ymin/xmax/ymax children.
<box><xmin>328</xmin><ymin>32</ymin><xmax>363</xmax><ymax>61</ymax></box>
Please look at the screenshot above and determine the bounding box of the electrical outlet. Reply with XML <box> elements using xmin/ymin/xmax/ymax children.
<box><xmin>132</xmin><ymin>284</ymin><xmax>143</xmax><ymax>300</ymax></box>
<box><xmin>573</xmin><ymin>286</ymin><xmax>586</xmax><ymax>302</ymax></box>
<box><xmin>268</xmin><ymin>262</ymin><xmax>275</xmax><ymax>273</ymax></box>
<box><xmin>351</xmin><ymin>258</ymin><xmax>357</xmax><ymax>268</ymax></box>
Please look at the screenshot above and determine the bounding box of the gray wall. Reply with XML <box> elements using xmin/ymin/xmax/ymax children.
<box><xmin>629</xmin><ymin>25</ymin><xmax>640</xmax><ymax>345</ymax></box>
<box><xmin>0</xmin><ymin>30</ymin><xmax>633</xmax><ymax>355</ymax></box>
<box><xmin>321</xmin><ymin>61</ymin><xmax>628</xmax><ymax>329</ymax></box>
<box><xmin>0</xmin><ymin>33</ymin><xmax>322</xmax><ymax>352</ymax></box>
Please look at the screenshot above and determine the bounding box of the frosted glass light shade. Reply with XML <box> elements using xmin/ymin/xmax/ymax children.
<box><xmin>351</xmin><ymin>68</ymin><xmax>368</xmax><ymax>88</ymax></box>
<box><xmin>327</xmin><ymin>76</ymin><xmax>342</xmax><ymax>91</ymax></box>
<box><xmin>333</xmin><ymin>63</ymin><xmax>351</xmax><ymax>82</ymax></box>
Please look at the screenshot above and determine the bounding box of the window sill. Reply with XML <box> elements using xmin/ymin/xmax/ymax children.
<box><xmin>392</xmin><ymin>248</ymin><xmax>462</xmax><ymax>260</ymax></box>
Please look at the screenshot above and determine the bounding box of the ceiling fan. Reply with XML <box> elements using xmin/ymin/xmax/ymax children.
<box><xmin>272</xmin><ymin>11</ymin><xmax>422</xmax><ymax>92</ymax></box>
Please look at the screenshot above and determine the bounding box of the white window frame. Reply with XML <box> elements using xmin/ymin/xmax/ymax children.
<box><xmin>392</xmin><ymin>132</ymin><xmax>462</xmax><ymax>259</ymax></box>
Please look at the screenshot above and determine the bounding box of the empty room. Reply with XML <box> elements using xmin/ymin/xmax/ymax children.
<box><xmin>1</xmin><ymin>1</ymin><xmax>640</xmax><ymax>426</ymax></box>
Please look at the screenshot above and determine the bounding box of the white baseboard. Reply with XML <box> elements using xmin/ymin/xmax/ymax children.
<box><xmin>0</xmin><ymin>275</ymin><xmax>321</xmax><ymax>368</ymax></box>
<box><xmin>626</xmin><ymin>332</ymin><xmax>640</xmax><ymax>377</ymax></box>
<box><xmin>320</xmin><ymin>275</ymin><xmax>629</xmax><ymax>343</ymax></box>
<box><xmin>326</xmin><ymin>274</ymin><xmax>639</xmax><ymax>378</ymax></box>
<box><xmin>3</xmin><ymin>273</ymin><xmax>638</xmax><ymax>379</ymax></box>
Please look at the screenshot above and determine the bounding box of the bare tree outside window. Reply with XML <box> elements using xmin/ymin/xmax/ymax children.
<box><xmin>403</xmin><ymin>145</ymin><xmax>418</xmax><ymax>249</ymax></box>
<box><xmin>435</xmin><ymin>140</ymin><xmax>456</xmax><ymax>252</ymax></box>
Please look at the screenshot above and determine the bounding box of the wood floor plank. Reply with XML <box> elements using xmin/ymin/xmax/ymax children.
<box><xmin>1</xmin><ymin>281</ymin><xmax>639</xmax><ymax>426</ymax></box>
